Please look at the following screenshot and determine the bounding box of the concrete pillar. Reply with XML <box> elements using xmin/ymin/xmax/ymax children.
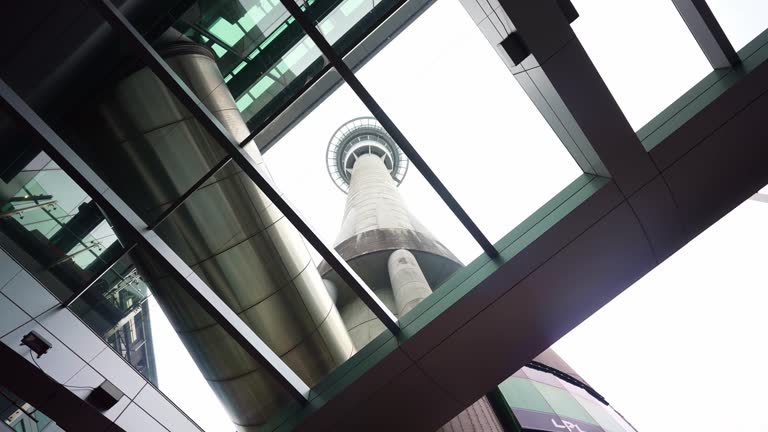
<box><xmin>388</xmin><ymin>249</ymin><xmax>432</xmax><ymax>316</ymax></box>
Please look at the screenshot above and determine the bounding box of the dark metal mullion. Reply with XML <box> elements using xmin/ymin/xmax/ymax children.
<box><xmin>278</xmin><ymin>0</ymin><xmax>499</xmax><ymax>258</ymax></box>
<box><xmin>149</xmin><ymin>156</ymin><xmax>232</xmax><ymax>230</ymax></box>
<box><xmin>672</xmin><ymin>0</ymin><xmax>740</xmax><ymax>69</ymax></box>
<box><xmin>63</xmin><ymin>242</ymin><xmax>137</xmax><ymax>307</ymax></box>
<box><xmin>89</xmin><ymin>0</ymin><xmax>401</xmax><ymax>334</ymax></box>
<box><xmin>0</xmin><ymin>78</ymin><xmax>311</xmax><ymax>402</ymax></box>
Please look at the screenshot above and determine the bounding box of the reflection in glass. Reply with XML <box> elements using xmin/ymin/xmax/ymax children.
<box><xmin>495</xmin><ymin>366</ymin><xmax>639</xmax><ymax>432</ymax></box>
<box><xmin>173</xmin><ymin>0</ymin><xmax>328</xmax><ymax>132</ymax></box>
<box><xmin>70</xmin><ymin>250</ymin><xmax>157</xmax><ymax>384</ymax></box>
<box><xmin>65</xmin><ymin>49</ymin><xmax>357</xmax><ymax>429</ymax></box>
<box><xmin>171</xmin><ymin>0</ymin><xmax>405</xmax><ymax>136</ymax></box>
<box><xmin>1</xmin><ymin>386</ymin><xmax>58</xmax><ymax>432</ymax></box>
<box><xmin>315</xmin><ymin>0</ymin><xmax>401</xmax><ymax>53</ymax></box>
<box><xmin>0</xmin><ymin>132</ymin><xmax>124</xmax><ymax>302</ymax></box>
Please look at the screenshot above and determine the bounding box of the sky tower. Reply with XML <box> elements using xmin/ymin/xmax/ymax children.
<box><xmin>321</xmin><ymin>117</ymin><xmax>463</xmax><ymax>343</ymax></box>
<box><xmin>320</xmin><ymin>117</ymin><xmax>503</xmax><ymax>430</ymax></box>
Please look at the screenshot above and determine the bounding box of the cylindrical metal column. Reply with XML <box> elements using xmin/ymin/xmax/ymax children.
<box><xmin>70</xmin><ymin>42</ymin><xmax>354</xmax><ymax>429</ymax></box>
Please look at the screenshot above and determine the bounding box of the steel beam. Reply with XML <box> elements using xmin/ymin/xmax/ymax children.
<box><xmin>278</xmin><ymin>0</ymin><xmax>498</xmax><ymax>258</ymax></box>
<box><xmin>0</xmin><ymin>78</ymin><xmax>311</xmax><ymax>402</ymax></box>
<box><xmin>672</xmin><ymin>0</ymin><xmax>740</xmax><ymax>69</ymax></box>
<box><xmin>88</xmin><ymin>0</ymin><xmax>400</xmax><ymax>334</ymax></box>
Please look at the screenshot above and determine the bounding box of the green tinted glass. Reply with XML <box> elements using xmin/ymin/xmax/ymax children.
<box><xmin>574</xmin><ymin>394</ymin><xmax>626</xmax><ymax>432</ymax></box>
<box><xmin>533</xmin><ymin>382</ymin><xmax>597</xmax><ymax>424</ymax></box>
<box><xmin>0</xmin><ymin>153</ymin><xmax>125</xmax><ymax>302</ymax></box>
<box><xmin>173</xmin><ymin>0</ymin><xmax>404</xmax><ymax>137</ymax></box>
<box><xmin>498</xmin><ymin>377</ymin><xmax>555</xmax><ymax>414</ymax></box>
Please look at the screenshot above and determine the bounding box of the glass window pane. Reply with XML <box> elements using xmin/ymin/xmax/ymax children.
<box><xmin>573</xmin><ymin>393</ymin><xmax>626</xmax><ymax>432</ymax></box>
<box><xmin>171</xmin><ymin>0</ymin><xmax>329</xmax><ymax>135</ymax></box>
<box><xmin>571</xmin><ymin>0</ymin><xmax>713</xmax><ymax>130</ymax></box>
<box><xmin>347</xmin><ymin>0</ymin><xmax>582</xmax><ymax>246</ymax></box>
<box><xmin>67</xmin><ymin>95</ymin><xmax>228</xmax><ymax>224</ymax></box>
<box><xmin>0</xmin><ymin>112</ymin><xmax>126</xmax><ymax>303</ymax></box>
<box><xmin>497</xmin><ymin>376</ymin><xmax>555</xmax><ymax>414</ymax></box>
<box><xmin>0</xmin><ymin>387</ymin><xmax>60</xmax><ymax>432</ymax></box>
<box><xmin>314</xmin><ymin>0</ymin><xmax>401</xmax><ymax>53</ymax></box>
<box><xmin>532</xmin><ymin>381</ymin><xmax>598</xmax><ymax>425</ymax></box>
<box><xmin>67</xmin><ymin>242</ymin><xmax>294</xmax><ymax>431</ymax></box>
<box><xmin>69</xmin><ymin>249</ymin><xmax>155</xmax><ymax>382</ymax></box>
<box><xmin>707</xmin><ymin>0</ymin><xmax>768</xmax><ymax>51</ymax></box>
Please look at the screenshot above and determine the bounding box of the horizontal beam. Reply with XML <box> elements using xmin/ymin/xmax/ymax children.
<box><xmin>0</xmin><ymin>77</ymin><xmax>312</xmax><ymax>402</ymax></box>
<box><xmin>672</xmin><ymin>0</ymin><xmax>740</xmax><ymax>69</ymax></box>
<box><xmin>279</xmin><ymin>0</ymin><xmax>498</xmax><ymax>258</ymax></box>
<box><xmin>89</xmin><ymin>0</ymin><xmax>400</xmax><ymax>334</ymax></box>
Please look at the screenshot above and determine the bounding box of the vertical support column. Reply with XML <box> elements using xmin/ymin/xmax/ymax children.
<box><xmin>497</xmin><ymin>0</ymin><xmax>659</xmax><ymax>197</ymax></box>
<box><xmin>388</xmin><ymin>249</ymin><xmax>433</xmax><ymax>316</ymax></box>
<box><xmin>672</xmin><ymin>0</ymin><xmax>740</xmax><ymax>69</ymax></box>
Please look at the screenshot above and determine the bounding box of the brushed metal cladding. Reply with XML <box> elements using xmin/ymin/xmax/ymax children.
<box><xmin>73</xmin><ymin>46</ymin><xmax>354</xmax><ymax>429</ymax></box>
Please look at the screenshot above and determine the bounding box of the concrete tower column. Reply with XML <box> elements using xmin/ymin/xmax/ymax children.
<box><xmin>337</xmin><ymin>153</ymin><xmax>422</xmax><ymax>242</ymax></box>
<box><xmin>321</xmin><ymin>118</ymin><xmax>503</xmax><ymax>432</ymax></box>
<box><xmin>388</xmin><ymin>249</ymin><xmax>432</xmax><ymax>316</ymax></box>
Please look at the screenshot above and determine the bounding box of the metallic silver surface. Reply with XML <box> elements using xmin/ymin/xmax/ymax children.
<box><xmin>73</xmin><ymin>49</ymin><xmax>354</xmax><ymax>429</ymax></box>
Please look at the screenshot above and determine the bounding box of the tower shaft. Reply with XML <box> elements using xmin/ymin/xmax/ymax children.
<box><xmin>338</xmin><ymin>153</ymin><xmax>426</xmax><ymax>242</ymax></box>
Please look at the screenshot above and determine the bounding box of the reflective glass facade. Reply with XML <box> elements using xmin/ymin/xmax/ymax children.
<box><xmin>0</xmin><ymin>115</ymin><xmax>157</xmax><ymax>386</ymax></box>
<box><xmin>1</xmin><ymin>387</ymin><xmax>59</xmax><ymax>432</ymax></box>
<box><xmin>173</xmin><ymin>0</ymin><xmax>406</xmax><ymax>136</ymax></box>
<box><xmin>493</xmin><ymin>367</ymin><xmax>636</xmax><ymax>432</ymax></box>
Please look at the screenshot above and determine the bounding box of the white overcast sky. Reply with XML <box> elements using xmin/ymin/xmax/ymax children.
<box><xmin>148</xmin><ymin>1</ymin><xmax>768</xmax><ymax>431</ymax></box>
